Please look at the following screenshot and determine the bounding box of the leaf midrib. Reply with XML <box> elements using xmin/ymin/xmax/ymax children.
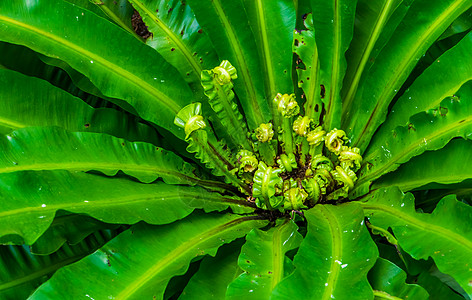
<box><xmin>271</xmin><ymin>224</ymin><xmax>284</xmax><ymax>289</ymax></box>
<box><xmin>324</xmin><ymin>0</ymin><xmax>341</xmax><ymax>129</ymax></box>
<box><xmin>212</xmin><ymin>0</ymin><xmax>263</xmax><ymax>124</ymax></box>
<box><xmin>354</xmin><ymin>0</ymin><xmax>468</xmax><ymax>147</ymax></box>
<box><xmin>0</xmin><ymin>191</ymin><xmax>233</xmax><ymax>220</ymax></box>
<box><xmin>115</xmin><ymin>216</ymin><xmax>262</xmax><ymax>299</ymax></box>
<box><xmin>319</xmin><ymin>206</ymin><xmax>342</xmax><ymax>300</ymax></box>
<box><xmin>342</xmin><ymin>0</ymin><xmax>395</xmax><ymax>116</ymax></box>
<box><xmin>357</xmin><ymin>114</ymin><xmax>472</xmax><ymax>187</ymax></box>
<box><xmin>256</xmin><ymin>0</ymin><xmax>275</xmax><ymax>97</ymax></box>
<box><xmin>0</xmin><ymin>117</ymin><xmax>24</xmax><ymax>130</ymax></box>
<box><xmin>131</xmin><ymin>0</ymin><xmax>202</xmax><ymax>78</ymax></box>
<box><xmin>360</xmin><ymin>202</ymin><xmax>472</xmax><ymax>250</ymax></box>
<box><xmin>0</xmin><ymin>15</ymin><xmax>181</xmax><ymax>114</ymax></box>
<box><xmin>0</xmin><ymin>162</ymin><xmax>178</xmax><ymax>178</ymax></box>
<box><xmin>378</xmin><ymin>173</ymin><xmax>471</xmax><ymax>191</ymax></box>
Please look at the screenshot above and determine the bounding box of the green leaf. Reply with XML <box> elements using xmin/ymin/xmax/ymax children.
<box><xmin>345</xmin><ymin>0</ymin><xmax>472</xmax><ymax>150</ymax></box>
<box><xmin>374</xmin><ymin>138</ymin><xmax>472</xmax><ymax>191</ymax></box>
<box><xmin>29</xmin><ymin>212</ymin><xmax>268</xmax><ymax>299</ymax></box>
<box><xmin>0</xmin><ymin>1</ymin><xmax>193</xmax><ymax>138</ymax></box>
<box><xmin>310</xmin><ymin>0</ymin><xmax>358</xmax><ymax>130</ymax></box>
<box><xmin>88</xmin><ymin>0</ymin><xmax>139</xmax><ymax>40</ymax></box>
<box><xmin>341</xmin><ymin>0</ymin><xmax>405</xmax><ymax>113</ymax></box>
<box><xmin>294</xmin><ymin>14</ymin><xmax>322</xmax><ymax>122</ymax></box>
<box><xmin>180</xmin><ymin>239</ymin><xmax>244</xmax><ymax>299</ymax></box>
<box><xmin>0</xmin><ymin>69</ymin><xmax>159</xmax><ymax>144</ymax></box>
<box><xmin>30</xmin><ymin>212</ymin><xmax>121</xmax><ymax>255</ymax></box>
<box><xmin>0</xmin><ymin>170</ymin><xmax>253</xmax><ymax>245</ymax></box>
<box><xmin>360</xmin><ymin>187</ymin><xmax>472</xmax><ymax>297</ymax></box>
<box><xmin>226</xmin><ymin>220</ymin><xmax>302</xmax><ymax>299</ymax></box>
<box><xmin>272</xmin><ymin>203</ymin><xmax>378</xmax><ymax>300</ymax></box>
<box><xmin>0</xmin><ymin>127</ymin><xmax>202</xmax><ymax>185</ymax></box>
<box><xmin>0</xmin><ymin>230</ymin><xmax>118</xmax><ymax>300</ymax></box>
<box><xmin>438</xmin><ymin>7</ymin><xmax>472</xmax><ymax>40</ymax></box>
<box><xmin>368</xmin><ymin>31</ymin><xmax>472</xmax><ymax>142</ymax></box>
<box><xmin>129</xmin><ymin>0</ymin><xmax>219</xmax><ymax>90</ymax></box>
<box><xmin>417</xmin><ymin>270</ymin><xmax>466</xmax><ymax>300</ymax></box>
<box><xmin>243</xmin><ymin>0</ymin><xmax>295</xmax><ymax>128</ymax></box>
<box><xmin>354</xmin><ymin>81</ymin><xmax>472</xmax><ymax>197</ymax></box>
<box><xmin>186</xmin><ymin>0</ymin><xmax>271</xmax><ymax>129</ymax></box>
<box><xmin>201</xmin><ymin>61</ymin><xmax>252</xmax><ymax>150</ymax></box>
<box><xmin>368</xmin><ymin>257</ymin><xmax>429</xmax><ymax>299</ymax></box>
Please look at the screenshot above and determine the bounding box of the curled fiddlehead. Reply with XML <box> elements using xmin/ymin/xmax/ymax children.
<box><xmin>339</xmin><ymin>146</ymin><xmax>362</xmax><ymax>171</ymax></box>
<box><xmin>212</xmin><ymin>60</ymin><xmax>237</xmax><ymax>85</ymax></box>
<box><xmin>174</xmin><ymin>103</ymin><xmax>249</xmax><ymax>193</ymax></box>
<box><xmin>282</xmin><ymin>179</ymin><xmax>308</xmax><ymax>211</ymax></box>
<box><xmin>255</xmin><ymin>123</ymin><xmax>274</xmax><ymax>143</ymax></box>
<box><xmin>325</xmin><ymin>128</ymin><xmax>348</xmax><ymax>154</ymax></box>
<box><xmin>252</xmin><ymin>161</ymin><xmax>283</xmax><ymax>210</ymax></box>
<box><xmin>293</xmin><ymin>116</ymin><xmax>312</xmax><ymax>137</ymax></box>
<box><xmin>201</xmin><ymin>60</ymin><xmax>251</xmax><ymax>149</ymax></box>
<box><xmin>306</xmin><ymin>126</ymin><xmax>326</xmax><ymax>146</ymax></box>
<box><xmin>236</xmin><ymin>150</ymin><xmax>258</xmax><ymax>173</ymax></box>
<box><xmin>277</xmin><ymin>153</ymin><xmax>297</xmax><ymax>172</ymax></box>
<box><xmin>274</xmin><ymin>93</ymin><xmax>300</xmax><ymax>118</ymax></box>
<box><xmin>174</xmin><ymin>102</ymin><xmax>207</xmax><ymax>139</ymax></box>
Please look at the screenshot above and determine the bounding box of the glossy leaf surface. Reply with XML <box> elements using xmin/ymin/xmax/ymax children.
<box><xmin>180</xmin><ymin>240</ymin><xmax>244</xmax><ymax>299</ymax></box>
<box><xmin>374</xmin><ymin>138</ymin><xmax>472</xmax><ymax>191</ymax></box>
<box><xmin>30</xmin><ymin>213</ymin><xmax>268</xmax><ymax>300</ymax></box>
<box><xmin>0</xmin><ymin>1</ymin><xmax>193</xmax><ymax>138</ymax></box>
<box><xmin>30</xmin><ymin>213</ymin><xmax>120</xmax><ymax>255</ymax></box>
<box><xmin>226</xmin><ymin>220</ymin><xmax>302</xmax><ymax>299</ymax></box>
<box><xmin>0</xmin><ymin>69</ymin><xmax>158</xmax><ymax>143</ymax></box>
<box><xmin>345</xmin><ymin>0</ymin><xmax>472</xmax><ymax>150</ymax></box>
<box><xmin>368</xmin><ymin>257</ymin><xmax>429</xmax><ymax>299</ymax></box>
<box><xmin>370</xmin><ymin>30</ymin><xmax>472</xmax><ymax>140</ymax></box>
<box><xmin>294</xmin><ymin>14</ymin><xmax>322</xmax><ymax>121</ymax></box>
<box><xmin>272</xmin><ymin>203</ymin><xmax>378</xmax><ymax>300</ymax></box>
<box><xmin>0</xmin><ymin>127</ymin><xmax>200</xmax><ymax>184</ymax></box>
<box><xmin>310</xmin><ymin>0</ymin><xmax>358</xmax><ymax>130</ymax></box>
<box><xmin>0</xmin><ymin>230</ymin><xmax>118</xmax><ymax>300</ymax></box>
<box><xmin>0</xmin><ymin>170</ymin><xmax>252</xmax><ymax>245</ymax></box>
<box><xmin>187</xmin><ymin>0</ymin><xmax>270</xmax><ymax>129</ymax></box>
<box><xmin>361</xmin><ymin>187</ymin><xmax>472</xmax><ymax>296</ymax></box>
<box><xmin>354</xmin><ymin>81</ymin><xmax>472</xmax><ymax>197</ymax></box>
<box><xmin>129</xmin><ymin>0</ymin><xmax>219</xmax><ymax>92</ymax></box>
<box><xmin>243</xmin><ymin>0</ymin><xmax>295</xmax><ymax>127</ymax></box>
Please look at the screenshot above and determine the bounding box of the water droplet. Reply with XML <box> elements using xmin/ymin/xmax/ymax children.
<box><xmin>38</xmin><ymin>216</ymin><xmax>46</xmax><ymax>219</ymax></box>
<box><xmin>341</xmin><ymin>264</ymin><xmax>348</xmax><ymax>268</ymax></box>
<box><xmin>335</xmin><ymin>260</ymin><xmax>342</xmax><ymax>265</ymax></box>
<box><xmin>41</xmin><ymin>204</ymin><xmax>46</xmax><ymax>208</ymax></box>
<box><xmin>249</xmin><ymin>290</ymin><xmax>254</xmax><ymax>293</ymax></box>
<box><xmin>325</xmin><ymin>283</ymin><xmax>329</xmax><ymax>286</ymax></box>
<box><xmin>84</xmin><ymin>200</ymin><xmax>89</xmax><ymax>203</ymax></box>
<box><xmin>90</xmin><ymin>60</ymin><xmax>94</xmax><ymax>64</ymax></box>
<box><xmin>161</xmin><ymin>80</ymin><xmax>165</xmax><ymax>83</ymax></box>
<box><xmin>401</xmin><ymin>203</ymin><xmax>405</xmax><ymax>207</ymax></box>
<box><xmin>76</xmin><ymin>16</ymin><xmax>79</xmax><ymax>21</ymax></box>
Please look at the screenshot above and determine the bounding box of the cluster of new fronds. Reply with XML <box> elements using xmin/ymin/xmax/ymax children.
<box><xmin>174</xmin><ymin>61</ymin><xmax>363</xmax><ymax>212</ymax></box>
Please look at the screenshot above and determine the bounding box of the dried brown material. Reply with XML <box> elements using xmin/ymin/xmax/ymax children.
<box><xmin>131</xmin><ymin>10</ymin><xmax>152</xmax><ymax>39</ymax></box>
